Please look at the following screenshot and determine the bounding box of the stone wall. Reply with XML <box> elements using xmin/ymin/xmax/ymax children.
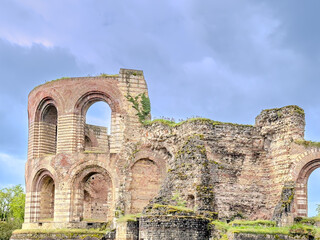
<box><xmin>139</xmin><ymin>216</ymin><xmax>210</xmax><ymax>240</ymax></box>
<box><xmin>19</xmin><ymin>68</ymin><xmax>320</xmax><ymax>240</ymax></box>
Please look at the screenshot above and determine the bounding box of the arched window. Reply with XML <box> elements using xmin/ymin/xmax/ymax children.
<box><xmin>71</xmin><ymin>169</ymin><xmax>113</xmax><ymax>223</ymax></box>
<box><xmin>82</xmin><ymin>173</ymin><xmax>112</xmax><ymax>221</ymax></box>
<box><xmin>38</xmin><ymin>175</ymin><xmax>55</xmax><ymax>221</ymax></box>
<box><xmin>307</xmin><ymin>168</ymin><xmax>320</xmax><ymax>217</ymax></box>
<box><xmin>40</xmin><ymin>104</ymin><xmax>58</xmax><ymax>155</ymax></box>
<box><xmin>84</xmin><ymin>101</ymin><xmax>111</xmax><ymax>152</ymax></box>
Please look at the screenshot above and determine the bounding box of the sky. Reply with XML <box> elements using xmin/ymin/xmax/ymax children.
<box><xmin>1</xmin><ymin>0</ymin><xmax>320</xmax><ymax>216</ymax></box>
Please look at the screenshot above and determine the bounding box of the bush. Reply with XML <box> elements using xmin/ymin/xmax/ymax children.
<box><xmin>0</xmin><ymin>221</ymin><xmax>22</xmax><ymax>240</ymax></box>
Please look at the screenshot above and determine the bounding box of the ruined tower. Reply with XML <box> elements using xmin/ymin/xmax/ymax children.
<box><xmin>23</xmin><ymin>69</ymin><xmax>168</xmax><ymax>230</ymax></box>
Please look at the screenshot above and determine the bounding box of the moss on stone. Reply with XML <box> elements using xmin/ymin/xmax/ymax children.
<box><xmin>295</xmin><ymin>139</ymin><xmax>320</xmax><ymax>148</ymax></box>
<box><xmin>117</xmin><ymin>213</ymin><xmax>142</xmax><ymax>222</ymax></box>
<box><xmin>99</xmin><ymin>73</ymin><xmax>119</xmax><ymax>78</ymax></box>
<box><xmin>144</xmin><ymin>118</ymin><xmax>253</xmax><ymax>128</ymax></box>
<box><xmin>13</xmin><ymin>228</ymin><xmax>106</xmax><ymax>234</ymax></box>
<box><xmin>152</xmin><ymin>204</ymin><xmax>194</xmax><ymax>214</ymax></box>
<box><xmin>261</xmin><ymin>105</ymin><xmax>305</xmax><ymax>115</ymax></box>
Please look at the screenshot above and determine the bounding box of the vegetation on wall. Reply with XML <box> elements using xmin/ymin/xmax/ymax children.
<box><xmin>0</xmin><ymin>185</ymin><xmax>25</xmax><ymax>240</ymax></box>
<box><xmin>144</xmin><ymin>117</ymin><xmax>253</xmax><ymax>128</ymax></box>
<box><xmin>126</xmin><ymin>93</ymin><xmax>151</xmax><ymax>123</ymax></box>
<box><xmin>295</xmin><ymin>139</ymin><xmax>320</xmax><ymax>148</ymax></box>
<box><xmin>211</xmin><ymin>218</ymin><xmax>320</xmax><ymax>239</ymax></box>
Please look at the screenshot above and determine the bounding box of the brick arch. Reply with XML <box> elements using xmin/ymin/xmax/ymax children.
<box><xmin>35</xmin><ymin>97</ymin><xmax>58</xmax><ymax>122</ymax></box>
<box><xmin>290</xmin><ymin>149</ymin><xmax>320</xmax><ymax>181</ymax></box>
<box><xmin>30</xmin><ymin>87</ymin><xmax>65</xmax><ymax>123</ymax></box>
<box><xmin>74</xmin><ymin>90</ymin><xmax>125</xmax><ymax>152</ymax></box>
<box><xmin>33</xmin><ymin>97</ymin><xmax>60</xmax><ymax>155</ymax></box>
<box><xmin>291</xmin><ymin>150</ymin><xmax>320</xmax><ymax>217</ymax></box>
<box><xmin>131</xmin><ymin>148</ymin><xmax>168</xmax><ymax>177</ymax></box>
<box><xmin>32</xmin><ymin>168</ymin><xmax>56</xmax><ymax>192</ymax></box>
<box><xmin>74</xmin><ymin>91</ymin><xmax>122</xmax><ymax>116</ymax></box>
<box><xmin>30</xmin><ymin>169</ymin><xmax>56</xmax><ymax>222</ymax></box>
<box><xmin>127</xmin><ymin>148</ymin><xmax>168</xmax><ymax>214</ymax></box>
<box><xmin>70</xmin><ymin>164</ymin><xmax>115</xmax><ymax>222</ymax></box>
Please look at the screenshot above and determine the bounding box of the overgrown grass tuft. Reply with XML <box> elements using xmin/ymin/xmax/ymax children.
<box><xmin>144</xmin><ymin>118</ymin><xmax>253</xmax><ymax>128</ymax></box>
<box><xmin>117</xmin><ymin>213</ymin><xmax>142</xmax><ymax>222</ymax></box>
<box><xmin>295</xmin><ymin>139</ymin><xmax>320</xmax><ymax>148</ymax></box>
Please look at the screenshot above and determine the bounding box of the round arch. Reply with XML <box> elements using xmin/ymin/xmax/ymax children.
<box><xmin>70</xmin><ymin>164</ymin><xmax>115</xmax><ymax>222</ymax></box>
<box><xmin>35</xmin><ymin>97</ymin><xmax>58</xmax><ymax>122</ymax></box>
<box><xmin>294</xmin><ymin>158</ymin><xmax>320</xmax><ymax>217</ymax></box>
<box><xmin>31</xmin><ymin>169</ymin><xmax>56</xmax><ymax>222</ymax></box>
<box><xmin>74</xmin><ymin>91</ymin><xmax>124</xmax><ymax>152</ymax></box>
<box><xmin>74</xmin><ymin>91</ymin><xmax>121</xmax><ymax>116</ymax></box>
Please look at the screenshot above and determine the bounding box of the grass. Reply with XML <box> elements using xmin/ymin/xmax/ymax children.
<box><xmin>210</xmin><ymin>220</ymin><xmax>320</xmax><ymax>238</ymax></box>
<box><xmin>261</xmin><ymin>105</ymin><xmax>305</xmax><ymax>115</ymax></box>
<box><xmin>117</xmin><ymin>213</ymin><xmax>142</xmax><ymax>222</ymax></box>
<box><xmin>231</xmin><ymin>225</ymin><xmax>290</xmax><ymax>235</ymax></box>
<box><xmin>99</xmin><ymin>73</ymin><xmax>119</xmax><ymax>78</ymax></box>
<box><xmin>295</xmin><ymin>139</ymin><xmax>320</xmax><ymax>148</ymax></box>
<box><xmin>152</xmin><ymin>204</ymin><xmax>194</xmax><ymax>214</ymax></box>
<box><xmin>13</xmin><ymin>228</ymin><xmax>106</xmax><ymax>234</ymax></box>
<box><xmin>144</xmin><ymin>118</ymin><xmax>253</xmax><ymax>128</ymax></box>
<box><xmin>83</xmin><ymin>218</ymin><xmax>107</xmax><ymax>223</ymax></box>
<box><xmin>231</xmin><ymin>219</ymin><xmax>276</xmax><ymax>227</ymax></box>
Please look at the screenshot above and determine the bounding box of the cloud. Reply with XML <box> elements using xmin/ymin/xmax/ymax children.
<box><xmin>0</xmin><ymin>38</ymin><xmax>93</xmax><ymax>161</ymax></box>
<box><xmin>1</xmin><ymin>0</ymin><xmax>320</xmax><ymax>189</ymax></box>
<box><xmin>0</xmin><ymin>152</ymin><xmax>25</xmax><ymax>187</ymax></box>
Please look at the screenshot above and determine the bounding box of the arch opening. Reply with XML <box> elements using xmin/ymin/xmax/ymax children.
<box><xmin>71</xmin><ymin>167</ymin><xmax>113</xmax><ymax>222</ymax></box>
<box><xmin>84</xmin><ymin>101</ymin><xmax>111</xmax><ymax>152</ymax></box>
<box><xmin>40</xmin><ymin>104</ymin><xmax>58</xmax><ymax>155</ymax></box>
<box><xmin>129</xmin><ymin>159</ymin><xmax>161</xmax><ymax>214</ymax></box>
<box><xmin>308</xmin><ymin>168</ymin><xmax>320</xmax><ymax>217</ymax></box>
<box><xmin>39</xmin><ymin>175</ymin><xmax>55</xmax><ymax>221</ymax></box>
<box><xmin>295</xmin><ymin>159</ymin><xmax>320</xmax><ymax>217</ymax></box>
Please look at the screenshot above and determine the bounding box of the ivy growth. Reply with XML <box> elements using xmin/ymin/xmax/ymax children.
<box><xmin>126</xmin><ymin>93</ymin><xmax>151</xmax><ymax>123</ymax></box>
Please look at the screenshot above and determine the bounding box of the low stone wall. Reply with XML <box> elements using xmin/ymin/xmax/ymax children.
<box><xmin>138</xmin><ymin>216</ymin><xmax>210</xmax><ymax>240</ymax></box>
<box><xmin>116</xmin><ymin>221</ymin><xmax>139</xmax><ymax>240</ymax></box>
<box><xmin>10</xmin><ymin>233</ymin><xmax>105</xmax><ymax>240</ymax></box>
<box><xmin>232</xmin><ymin>233</ymin><xmax>308</xmax><ymax>240</ymax></box>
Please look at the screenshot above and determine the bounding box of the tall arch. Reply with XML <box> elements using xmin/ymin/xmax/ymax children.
<box><xmin>84</xmin><ymin>101</ymin><xmax>111</xmax><ymax>152</ymax></box>
<box><xmin>70</xmin><ymin>165</ymin><xmax>114</xmax><ymax>222</ymax></box>
<box><xmin>294</xmin><ymin>159</ymin><xmax>320</xmax><ymax>217</ymax></box>
<box><xmin>35</xmin><ymin>98</ymin><xmax>58</xmax><ymax>156</ymax></box>
<box><xmin>31</xmin><ymin>169</ymin><xmax>56</xmax><ymax>222</ymax></box>
<box><xmin>74</xmin><ymin>91</ymin><xmax>122</xmax><ymax>153</ymax></box>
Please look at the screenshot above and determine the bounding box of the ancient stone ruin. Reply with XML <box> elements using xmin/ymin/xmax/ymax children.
<box><xmin>11</xmin><ymin>69</ymin><xmax>320</xmax><ymax>239</ymax></box>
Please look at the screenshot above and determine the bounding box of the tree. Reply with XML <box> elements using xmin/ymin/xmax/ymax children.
<box><xmin>0</xmin><ymin>185</ymin><xmax>25</xmax><ymax>222</ymax></box>
<box><xmin>317</xmin><ymin>204</ymin><xmax>320</xmax><ymax>216</ymax></box>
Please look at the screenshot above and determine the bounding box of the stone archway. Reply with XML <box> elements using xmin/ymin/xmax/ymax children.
<box><xmin>295</xmin><ymin>159</ymin><xmax>320</xmax><ymax>217</ymax></box>
<box><xmin>74</xmin><ymin>91</ymin><xmax>123</xmax><ymax>153</ymax></box>
<box><xmin>70</xmin><ymin>165</ymin><xmax>114</xmax><ymax>222</ymax></box>
<box><xmin>31</xmin><ymin>169</ymin><xmax>56</xmax><ymax>222</ymax></box>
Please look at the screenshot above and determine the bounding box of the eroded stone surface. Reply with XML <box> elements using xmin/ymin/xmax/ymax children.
<box><xmin>16</xmin><ymin>69</ymin><xmax>320</xmax><ymax>240</ymax></box>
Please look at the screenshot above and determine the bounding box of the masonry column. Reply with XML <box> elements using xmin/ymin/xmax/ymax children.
<box><xmin>57</xmin><ymin>114</ymin><xmax>83</xmax><ymax>154</ymax></box>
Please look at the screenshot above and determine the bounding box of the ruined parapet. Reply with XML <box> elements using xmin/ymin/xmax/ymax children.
<box><xmin>254</xmin><ymin>106</ymin><xmax>306</xmax><ymax>219</ymax></box>
<box><xmin>255</xmin><ymin>105</ymin><xmax>305</xmax><ymax>140</ymax></box>
<box><xmin>23</xmin><ymin>69</ymin><xmax>150</xmax><ymax>231</ymax></box>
